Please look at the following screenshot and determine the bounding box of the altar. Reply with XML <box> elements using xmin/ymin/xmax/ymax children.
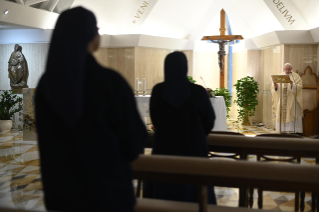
<box><xmin>135</xmin><ymin>95</ymin><xmax>227</xmax><ymax>131</ymax></box>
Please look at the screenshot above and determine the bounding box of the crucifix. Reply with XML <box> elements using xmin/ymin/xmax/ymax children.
<box><xmin>202</xmin><ymin>9</ymin><xmax>243</xmax><ymax>88</ymax></box>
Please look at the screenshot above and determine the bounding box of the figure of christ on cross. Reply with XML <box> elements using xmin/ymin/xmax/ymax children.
<box><xmin>207</xmin><ymin>36</ymin><xmax>238</xmax><ymax>73</ymax></box>
<box><xmin>201</xmin><ymin>9</ymin><xmax>243</xmax><ymax>88</ymax></box>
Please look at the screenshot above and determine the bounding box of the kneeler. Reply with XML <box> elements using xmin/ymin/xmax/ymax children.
<box><xmin>250</xmin><ymin>133</ymin><xmax>307</xmax><ymax>212</ymax></box>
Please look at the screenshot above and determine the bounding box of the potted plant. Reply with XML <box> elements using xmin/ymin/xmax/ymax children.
<box><xmin>0</xmin><ymin>90</ymin><xmax>23</xmax><ymax>132</ymax></box>
<box><xmin>234</xmin><ymin>76</ymin><xmax>259</xmax><ymax>126</ymax></box>
<box><xmin>206</xmin><ymin>88</ymin><xmax>215</xmax><ymax>98</ymax></box>
<box><xmin>187</xmin><ymin>76</ymin><xmax>196</xmax><ymax>84</ymax></box>
<box><xmin>213</xmin><ymin>87</ymin><xmax>232</xmax><ymax>119</ymax></box>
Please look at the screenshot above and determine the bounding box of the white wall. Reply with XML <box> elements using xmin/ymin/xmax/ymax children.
<box><xmin>0</xmin><ymin>29</ymin><xmax>53</xmax><ymax>44</ymax></box>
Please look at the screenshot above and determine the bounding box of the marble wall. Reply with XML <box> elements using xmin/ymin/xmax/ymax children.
<box><xmin>192</xmin><ymin>51</ymin><xmax>220</xmax><ymax>90</ymax></box>
<box><xmin>181</xmin><ymin>50</ymin><xmax>194</xmax><ymax>77</ymax></box>
<box><xmin>261</xmin><ymin>44</ymin><xmax>319</xmax><ymax>129</ymax></box>
<box><xmin>229</xmin><ymin>50</ymin><xmax>248</xmax><ymax>120</ymax></box>
<box><xmin>283</xmin><ymin>44</ymin><xmax>318</xmax><ymax>76</ymax></box>
<box><xmin>261</xmin><ymin>45</ymin><xmax>283</xmax><ymax>129</ymax></box>
<box><xmin>108</xmin><ymin>48</ymin><xmax>135</xmax><ymax>89</ymax></box>
<box><xmin>178</xmin><ymin>50</ymin><xmax>221</xmax><ymax>90</ymax></box>
<box><xmin>94</xmin><ymin>47</ymin><xmax>170</xmax><ymax>92</ymax></box>
<box><xmin>0</xmin><ymin>43</ymin><xmax>49</xmax><ymax>90</ymax></box>
<box><xmin>1</xmin><ymin>43</ymin><xmax>313</xmax><ymax>131</ymax></box>
<box><xmin>94</xmin><ymin>47</ymin><xmax>109</xmax><ymax>68</ymax></box>
<box><xmin>23</xmin><ymin>88</ymin><xmax>37</xmax><ymax>141</ymax></box>
<box><xmin>135</xmin><ymin>47</ymin><xmax>171</xmax><ymax>93</ymax></box>
<box><xmin>95</xmin><ymin>47</ymin><xmax>222</xmax><ymax>93</ymax></box>
<box><xmin>247</xmin><ymin>50</ymin><xmax>264</xmax><ymax>124</ymax></box>
<box><xmin>230</xmin><ymin>47</ymin><xmax>281</xmax><ymax>128</ymax></box>
<box><xmin>94</xmin><ymin>47</ymin><xmax>135</xmax><ymax>89</ymax></box>
<box><xmin>228</xmin><ymin>44</ymin><xmax>319</xmax><ymax>129</ymax></box>
<box><xmin>95</xmin><ymin>47</ymin><xmax>223</xmax><ymax>95</ymax></box>
<box><xmin>97</xmin><ymin>44</ymin><xmax>318</xmax><ymax>130</ymax></box>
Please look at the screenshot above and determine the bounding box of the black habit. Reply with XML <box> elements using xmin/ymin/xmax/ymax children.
<box><xmin>35</xmin><ymin>7</ymin><xmax>146</xmax><ymax>212</ymax></box>
<box><xmin>143</xmin><ymin>52</ymin><xmax>216</xmax><ymax>204</ymax></box>
<box><xmin>36</xmin><ymin>54</ymin><xmax>146</xmax><ymax>212</ymax></box>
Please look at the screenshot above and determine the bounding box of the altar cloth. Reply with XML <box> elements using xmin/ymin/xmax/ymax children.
<box><xmin>135</xmin><ymin>95</ymin><xmax>227</xmax><ymax>131</ymax></box>
<box><xmin>209</xmin><ymin>96</ymin><xmax>227</xmax><ymax>131</ymax></box>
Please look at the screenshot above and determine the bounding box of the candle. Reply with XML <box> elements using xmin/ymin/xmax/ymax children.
<box><xmin>143</xmin><ymin>78</ymin><xmax>146</xmax><ymax>92</ymax></box>
<box><xmin>136</xmin><ymin>78</ymin><xmax>139</xmax><ymax>91</ymax></box>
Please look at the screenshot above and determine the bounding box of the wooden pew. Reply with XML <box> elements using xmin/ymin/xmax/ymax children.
<box><xmin>205</xmin><ymin>134</ymin><xmax>319</xmax><ymax>159</ymax></box>
<box><xmin>2</xmin><ymin>153</ymin><xmax>319</xmax><ymax>212</ymax></box>
<box><xmin>207</xmin><ymin>134</ymin><xmax>319</xmax><ymax>211</ymax></box>
<box><xmin>0</xmin><ymin>203</ymin><xmax>290</xmax><ymax>212</ymax></box>
<box><xmin>146</xmin><ymin>132</ymin><xmax>319</xmax><ymax>159</ymax></box>
<box><xmin>133</xmin><ymin>154</ymin><xmax>319</xmax><ymax>212</ymax></box>
<box><xmin>144</xmin><ymin>132</ymin><xmax>319</xmax><ymax>209</ymax></box>
<box><xmin>254</xmin><ymin>134</ymin><xmax>303</xmax><ymax>211</ymax></box>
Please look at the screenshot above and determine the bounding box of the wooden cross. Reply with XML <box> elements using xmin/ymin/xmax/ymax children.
<box><xmin>202</xmin><ymin>9</ymin><xmax>243</xmax><ymax>88</ymax></box>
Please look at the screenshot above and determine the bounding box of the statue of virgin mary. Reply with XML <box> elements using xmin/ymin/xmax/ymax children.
<box><xmin>8</xmin><ymin>44</ymin><xmax>29</xmax><ymax>87</ymax></box>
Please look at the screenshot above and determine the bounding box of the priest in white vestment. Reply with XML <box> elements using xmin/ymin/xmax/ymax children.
<box><xmin>271</xmin><ymin>63</ymin><xmax>303</xmax><ymax>133</ymax></box>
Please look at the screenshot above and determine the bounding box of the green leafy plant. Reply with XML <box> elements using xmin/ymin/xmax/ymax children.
<box><xmin>213</xmin><ymin>87</ymin><xmax>232</xmax><ymax>119</ymax></box>
<box><xmin>206</xmin><ymin>88</ymin><xmax>215</xmax><ymax>98</ymax></box>
<box><xmin>234</xmin><ymin>76</ymin><xmax>259</xmax><ymax>125</ymax></box>
<box><xmin>0</xmin><ymin>90</ymin><xmax>23</xmax><ymax>120</ymax></box>
<box><xmin>187</xmin><ymin>76</ymin><xmax>196</xmax><ymax>84</ymax></box>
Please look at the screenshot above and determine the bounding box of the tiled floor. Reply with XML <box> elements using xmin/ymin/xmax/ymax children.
<box><xmin>0</xmin><ymin>125</ymin><xmax>316</xmax><ymax>211</ymax></box>
<box><xmin>0</xmin><ymin>130</ymin><xmax>44</xmax><ymax>211</ymax></box>
<box><xmin>226</xmin><ymin>119</ymin><xmax>279</xmax><ymax>136</ymax></box>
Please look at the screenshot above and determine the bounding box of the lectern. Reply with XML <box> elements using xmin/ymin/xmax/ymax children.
<box><xmin>271</xmin><ymin>75</ymin><xmax>291</xmax><ymax>133</ymax></box>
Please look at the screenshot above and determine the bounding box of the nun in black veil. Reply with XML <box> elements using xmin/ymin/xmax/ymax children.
<box><xmin>143</xmin><ymin>52</ymin><xmax>216</xmax><ymax>204</ymax></box>
<box><xmin>35</xmin><ymin>7</ymin><xmax>146</xmax><ymax>212</ymax></box>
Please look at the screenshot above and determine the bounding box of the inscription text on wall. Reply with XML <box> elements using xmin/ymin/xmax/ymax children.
<box><xmin>133</xmin><ymin>1</ymin><xmax>149</xmax><ymax>24</ymax></box>
<box><xmin>273</xmin><ymin>0</ymin><xmax>295</xmax><ymax>25</ymax></box>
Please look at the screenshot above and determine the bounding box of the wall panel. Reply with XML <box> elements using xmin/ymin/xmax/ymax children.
<box><xmin>230</xmin><ymin>50</ymin><xmax>248</xmax><ymax>120</ymax></box>
<box><xmin>262</xmin><ymin>45</ymin><xmax>283</xmax><ymax>129</ymax></box>
<box><xmin>181</xmin><ymin>50</ymin><xmax>194</xmax><ymax>77</ymax></box>
<box><xmin>247</xmin><ymin>50</ymin><xmax>263</xmax><ymax>124</ymax></box>
<box><xmin>284</xmin><ymin>44</ymin><xmax>318</xmax><ymax>75</ymax></box>
<box><xmin>94</xmin><ymin>47</ymin><xmax>109</xmax><ymax>68</ymax></box>
<box><xmin>193</xmin><ymin>51</ymin><xmax>219</xmax><ymax>90</ymax></box>
<box><xmin>135</xmin><ymin>47</ymin><xmax>170</xmax><ymax>92</ymax></box>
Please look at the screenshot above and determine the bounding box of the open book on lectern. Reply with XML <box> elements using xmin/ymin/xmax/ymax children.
<box><xmin>271</xmin><ymin>75</ymin><xmax>291</xmax><ymax>83</ymax></box>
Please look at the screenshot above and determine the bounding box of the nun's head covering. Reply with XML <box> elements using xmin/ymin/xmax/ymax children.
<box><xmin>38</xmin><ymin>7</ymin><xmax>98</xmax><ymax>129</ymax></box>
<box><xmin>163</xmin><ymin>52</ymin><xmax>190</xmax><ymax>108</ymax></box>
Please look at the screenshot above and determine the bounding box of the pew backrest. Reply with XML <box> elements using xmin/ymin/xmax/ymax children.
<box><xmin>133</xmin><ymin>155</ymin><xmax>319</xmax><ymax>191</ymax></box>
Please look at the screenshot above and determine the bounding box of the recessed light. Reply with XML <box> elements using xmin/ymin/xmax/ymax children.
<box><xmin>4</xmin><ymin>10</ymin><xmax>9</xmax><ymax>15</ymax></box>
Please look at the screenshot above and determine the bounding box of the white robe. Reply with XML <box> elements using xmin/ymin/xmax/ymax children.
<box><xmin>271</xmin><ymin>72</ymin><xmax>303</xmax><ymax>133</ymax></box>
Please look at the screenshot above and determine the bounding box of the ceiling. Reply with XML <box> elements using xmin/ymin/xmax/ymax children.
<box><xmin>5</xmin><ymin>0</ymin><xmax>74</xmax><ymax>13</ymax></box>
<box><xmin>0</xmin><ymin>21</ymin><xmax>35</xmax><ymax>30</ymax></box>
<box><xmin>1</xmin><ymin>0</ymin><xmax>319</xmax><ymax>40</ymax></box>
<box><xmin>71</xmin><ymin>0</ymin><xmax>319</xmax><ymax>39</ymax></box>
